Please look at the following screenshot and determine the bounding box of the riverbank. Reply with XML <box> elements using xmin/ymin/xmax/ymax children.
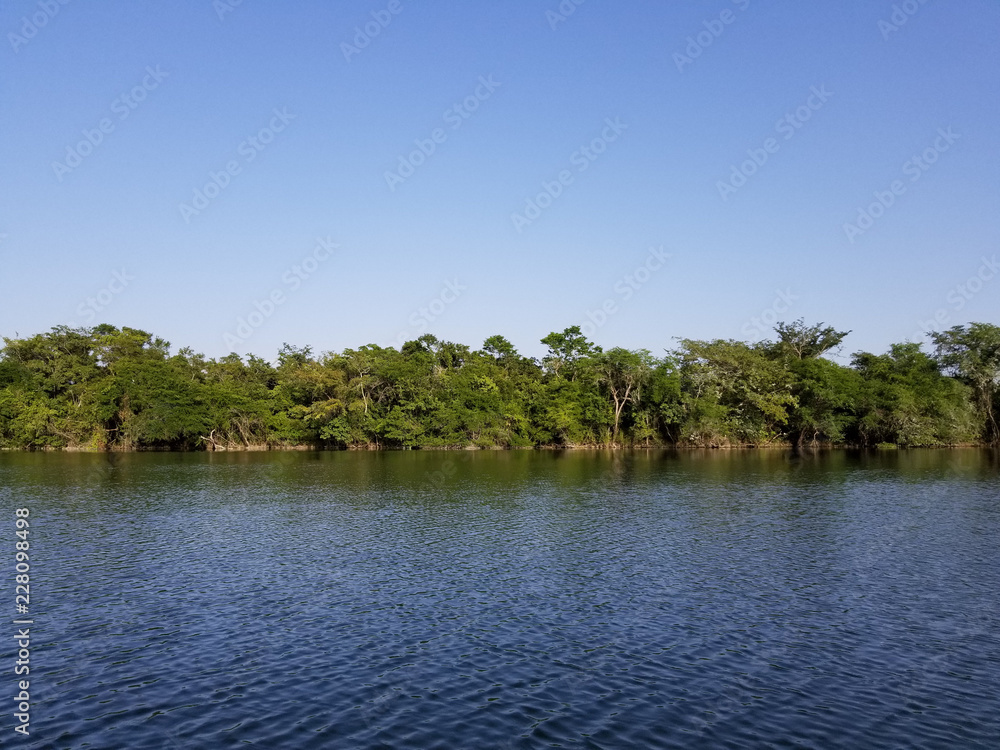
<box><xmin>2</xmin><ymin>441</ymin><xmax>989</xmax><ymax>453</ymax></box>
<box><xmin>3</xmin><ymin>323</ymin><xmax>997</xmax><ymax>454</ymax></box>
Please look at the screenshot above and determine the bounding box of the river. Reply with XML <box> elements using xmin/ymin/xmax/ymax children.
<box><xmin>1</xmin><ymin>449</ymin><xmax>998</xmax><ymax>748</ymax></box>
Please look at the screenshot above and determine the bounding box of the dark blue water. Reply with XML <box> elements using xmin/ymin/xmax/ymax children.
<box><xmin>1</xmin><ymin>449</ymin><xmax>998</xmax><ymax>748</ymax></box>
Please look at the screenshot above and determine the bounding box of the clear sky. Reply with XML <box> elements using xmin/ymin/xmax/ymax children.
<box><xmin>1</xmin><ymin>0</ymin><xmax>998</xmax><ymax>363</ymax></box>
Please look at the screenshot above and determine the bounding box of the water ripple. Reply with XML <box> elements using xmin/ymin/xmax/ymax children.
<box><xmin>1</xmin><ymin>450</ymin><xmax>998</xmax><ymax>748</ymax></box>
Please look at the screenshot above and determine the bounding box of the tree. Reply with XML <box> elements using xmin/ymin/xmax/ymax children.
<box><xmin>643</xmin><ymin>357</ymin><xmax>684</xmax><ymax>444</ymax></box>
<box><xmin>785</xmin><ymin>356</ymin><xmax>860</xmax><ymax>446</ymax></box>
<box><xmin>202</xmin><ymin>353</ymin><xmax>282</xmax><ymax>449</ymax></box>
<box><xmin>596</xmin><ymin>348</ymin><xmax>653</xmax><ymax>440</ymax></box>
<box><xmin>930</xmin><ymin>324</ymin><xmax>1000</xmax><ymax>443</ymax></box>
<box><xmin>541</xmin><ymin>326</ymin><xmax>601</xmax><ymax>380</ymax></box>
<box><xmin>675</xmin><ymin>339</ymin><xmax>796</xmax><ymax>445</ymax></box>
<box><xmin>772</xmin><ymin>319</ymin><xmax>851</xmax><ymax>360</ymax></box>
<box><xmin>852</xmin><ymin>342</ymin><xmax>977</xmax><ymax>446</ymax></box>
<box><xmin>0</xmin><ymin>322</ymin><xmax>996</xmax><ymax>451</ymax></box>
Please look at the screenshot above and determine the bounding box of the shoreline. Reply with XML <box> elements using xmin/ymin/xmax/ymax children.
<box><xmin>1</xmin><ymin>442</ymin><xmax>990</xmax><ymax>454</ymax></box>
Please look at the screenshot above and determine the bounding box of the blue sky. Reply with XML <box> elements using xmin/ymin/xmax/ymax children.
<box><xmin>1</xmin><ymin>0</ymin><xmax>998</xmax><ymax>363</ymax></box>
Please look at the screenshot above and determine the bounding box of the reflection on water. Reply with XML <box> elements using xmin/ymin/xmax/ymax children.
<box><xmin>1</xmin><ymin>449</ymin><xmax>998</xmax><ymax>748</ymax></box>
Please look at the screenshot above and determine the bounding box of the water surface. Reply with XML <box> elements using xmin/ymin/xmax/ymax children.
<box><xmin>2</xmin><ymin>449</ymin><xmax>998</xmax><ymax>748</ymax></box>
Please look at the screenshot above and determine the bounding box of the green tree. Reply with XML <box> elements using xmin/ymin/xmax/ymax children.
<box><xmin>931</xmin><ymin>324</ymin><xmax>1000</xmax><ymax>443</ymax></box>
<box><xmin>773</xmin><ymin>319</ymin><xmax>850</xmax><ymax>360</ymax></box>
<box><xmin>541</xmin><ymin>326</ymin><xmax>601</xmax><ymax>381</ymax></box>
<box><xmin>764</xmin><ymin>321</ymin><xmax>858</xmax><ymax>446</ymax></box>
<box><xmin>852</xmin><ymin>343</ymin><xmax>977</xmax><ymax>446</ymax></box>
<box><xmin>595</xmin><ymin>348</ymin><xmax>654</xmax><ymax>441</ymax></box>
<box><xmin>675</xmin><ymin>339</ymin><xmax>796</xmax><ymax>445</ymax></box>
<box><xmin>0</xmin><ymin>322</ymin><xmax>996</xmax><ymax>451</ymax></box>
<box><xmin>785</xmin><ymin>357</ymin><xmax>860</xmax><ymax>446</ymax></box>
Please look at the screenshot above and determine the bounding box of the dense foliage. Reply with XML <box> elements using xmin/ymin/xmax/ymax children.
<box><xmin>1</xmin><ymin>321</ymin><xmax>998</xmax><ymax>450</ymax></box>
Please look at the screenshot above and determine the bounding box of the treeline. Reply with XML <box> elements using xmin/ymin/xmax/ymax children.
<box><xmin>1</xmin><ymin>321</ymin><xmax>998</xmax><ymax>451</ymax></box>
